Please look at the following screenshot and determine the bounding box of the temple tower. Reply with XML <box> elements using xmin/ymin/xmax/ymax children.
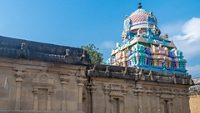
<box><xmin>108</xmin><ymin>3</ymin><xmax>187</xmax><ymax>75</ymax></box>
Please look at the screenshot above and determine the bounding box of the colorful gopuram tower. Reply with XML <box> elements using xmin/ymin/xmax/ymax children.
<box><xmin>108</xmin><ymin>3</ymin><xmax>187</xmax><ymax>74</ymax></box>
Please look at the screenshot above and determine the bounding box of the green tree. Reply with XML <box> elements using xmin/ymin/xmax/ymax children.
<box><xmin>81</xmin><ymin>44</ymin><xmax>103</xmax><ymax>64</ymax></box>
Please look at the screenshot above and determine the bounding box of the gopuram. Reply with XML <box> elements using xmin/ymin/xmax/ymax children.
<box><xmin>0</xmin><ymin>3</ymin><xmax>193</xmax><ymax>113</ymax></box>
<box><xmin>108</xmin><ymin>3</ymin><xmax>186</xmax><ymax>75</ymax></box>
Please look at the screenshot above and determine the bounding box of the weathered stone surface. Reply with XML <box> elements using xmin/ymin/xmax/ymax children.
<box><xmin>0</xmin><ymin>57</ymin><xmax>86</xmax><ymax>113</ymax></box>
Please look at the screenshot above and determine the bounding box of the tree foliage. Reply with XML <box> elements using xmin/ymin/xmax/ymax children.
<box><xmin>81</xmin><ymin>44</ymin><xmax>103</xmax><ymax>64</ymax></box>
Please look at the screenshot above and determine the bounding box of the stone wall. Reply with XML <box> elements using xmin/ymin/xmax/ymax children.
<box><xmin>89</xmin><ymin>78</ymin><xmax>190</xmax><ymax>113</ymax></box>
<box><xmin>0</xmin><ymin>57</ymin><xmax>87</xmax><ymax>113</ymax></box>
<box><xmin>87</xmin><ymin>65</ymin><xmax>192</xmax><ymax>113</ymax></box>
<box><xmin>190</xmin><ymin>94</ymin><xmax>200</xmax><ymax>113</ymax></box>
<box><xmin>0</xmin><ymin>57</ymin><xmax>192</xmax><ymax>113</ymax></box>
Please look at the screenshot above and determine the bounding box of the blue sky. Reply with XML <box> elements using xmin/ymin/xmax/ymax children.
<box><xmin>0</xmin><ymin>0</ymin><xmax>200</xmax><ymax>77</ymax></box>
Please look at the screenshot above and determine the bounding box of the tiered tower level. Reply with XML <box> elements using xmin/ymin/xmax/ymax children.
<box><xmin>108</xmin><ymin>3</ymin><xmax>187</xmax><ymax>74</ymax></box>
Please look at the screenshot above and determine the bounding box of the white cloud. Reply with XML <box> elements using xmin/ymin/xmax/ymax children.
<box><xmin>166</xmin><ymin>17</ymin><xmax>200</xmax><ymax>59</ymax></box>
<box><xmin>100</xmin><ymin>41</ymin><xmax>115</xmax><ymax>49</ymax></box>
<box><xmin>182</xmin><ymin>18</ymin><xmax>200</xmax><ymax>42</ymax></box>
<box><xmin>160</xmin><ymin>21</ymin><xmax>184</xmax><ymax>36</ymax></box>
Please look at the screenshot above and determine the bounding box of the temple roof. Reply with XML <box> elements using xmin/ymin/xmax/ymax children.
<box><xmin>88</xmin><ymin>64</ymin><xmax>192</xmax><ymax>85</ymax></box>
<box><xmin>0</xmin><ymin>36</ymin><xmax>91</xmax><ymax>65</ymax></box>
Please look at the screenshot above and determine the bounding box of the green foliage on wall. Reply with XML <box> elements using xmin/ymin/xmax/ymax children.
<box><xmin>81</xmin><ymin>44</ymin><xmax>103</xmax><ymax>64</ymax></box>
